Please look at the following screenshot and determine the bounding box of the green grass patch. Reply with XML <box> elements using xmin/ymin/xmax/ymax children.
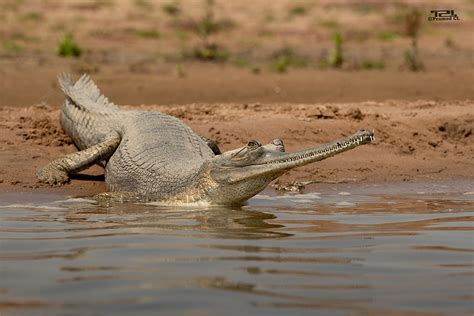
<box><xmin>195</xmin><ymin>0</ymin><xmax>235</xmax><ymax>36</ymax></box>
<box><xmin>162</xmin><ymin>1</ymin><xmax>180</xmax><ymax>16</ymax></box>
<box><xmin>134</xmin><ymin>0</ymin><xmax>153</xmax><ymax>10</ymax></box>
<box><xmin>263</xmin><ymin>10</ymin><xmax>275</xmax><ymax>23</ymax></box>
<box><xmin>191</xmin><ymin>43</ymin><xmax>229</xmax><ymax>62</ymax></box>
<box><xmin>269</xmin><ymin>47</ymin><xmax>308</xmax><ymax>73</ymax></box>
<box><xmin>289</xmin><ymin>5</ymin><xmax>308</xmax><ymax>17</ymax></box>
<box><xmin>20</xmin><ymin>11</ymin><xmax>44</xmax><ymax>21</ymax></box>
<box><xmin>57</xmin><ymin>35</ymin><xmax>82</xmax><ymax>58</ymax></box>
<box><xmin>134</xmin><ymin>29</ymin><xmax>161</xmax><ymax>39</ymax></box>
<box><xmin>328</xmin><ymin>32</ymin><xmax>344</xmax><ymax>68</ymax></box>
<box><xmin>319</xmin><ymin>19</ymin><xmax>339</xmax><ymax>29</ymax></box>
<box><xmin>1</xmin><ymin>40</ymin><xmax>23</xmax><ymax>54</ymax></box>
<box><xmin>351</xmin><ymin>3</ymin><xmax>374</xmax><ymax>15</ymax></box>
<box><xmin>0</xmin><ymin>0</ymin><xmax>24</xmax><ymax>12</ymax></box>
<box><xmin>94</xmin><ymin>0</ymin><xmax>115</xmax><ymax>8</ymax></box>
<box><xmin>8</xmin><ymin>31</ymin><xmax>36</xmax><ymax>42</ymax></box>
<box><xmin>377</xmin><ymin>31</ymin><xmax>398</xmax><ymax>41</ymax></box>
<box><xmin>361</xmin><ymin>59</ymin><xmax>385</xmax><ymax>70</ymax></box>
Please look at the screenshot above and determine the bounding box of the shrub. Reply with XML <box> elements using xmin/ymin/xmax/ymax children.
<box><xmin>402</xmin><ymin>7</ymin><xmax>424</xmax><ymax>71</ymax></box>
<box><xmin>361</xmin><ymin>59</ymin><xmax>385</xmax><ymax>70</ymax></box>
<box><xmin>57</xmin><ymin>35</ymin><xmax>82</xmax><ymax>58</ymax></box>
<box><xmin>328</xmin><ymin>32</ymin><xmax>343</xmax><ymax>68</ymax></box>
<box><xmin>162</xmin><ymin>1</ymin><xmax>180</xmax><ymax>16</ymax></box>
<box><xmin>270</xmin><ymin>47</ymin><xmax>308</xmax><ymax>73</ymax></box>
<box><xmin>134</xmin><ymin>29</ymin><xmax>160</xmax><ymax>39</ymax></box>
<box><xmin>289</xmin><ymin>5</ymin><xmax>308</xmax><ymax>17</ymax></box>
<box><xmin>192</xmin><ymin>43</ymin><xmax>229</xmax><ymax>62</ymax></box>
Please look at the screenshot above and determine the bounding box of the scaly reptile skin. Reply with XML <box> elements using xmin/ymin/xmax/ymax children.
<box><xmin>37</xmin><ymin>74</ymin><xmax>375</xmax><ymax>205</ymax></box>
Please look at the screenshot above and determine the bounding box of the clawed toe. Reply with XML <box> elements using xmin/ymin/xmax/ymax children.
<box><xmin>36</xmin><ymin>168</ymin><xmax>70</xmax><ymax>185</ymax></box>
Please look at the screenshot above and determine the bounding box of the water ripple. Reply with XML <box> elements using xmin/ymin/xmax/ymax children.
<box><xmin>0</xmin><ymin>189</ymin><xmax>473</xmax><ymax>316</ymax></box>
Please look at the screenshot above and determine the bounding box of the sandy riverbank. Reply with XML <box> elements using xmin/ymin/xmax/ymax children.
<box><xmin>0</xmin><ymin>100</ymin><xmax>472</xmax><ymax>197</ymax></box>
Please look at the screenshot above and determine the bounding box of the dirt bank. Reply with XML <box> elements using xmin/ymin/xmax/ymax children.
<box><xmin>0</xmin><ymin>100</ymin><xmax>472</xmax><ymax>197</ymax></box>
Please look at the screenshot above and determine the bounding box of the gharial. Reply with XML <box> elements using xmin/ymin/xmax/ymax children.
<box><xmin>37</xmin><ymin>74</ymin><xmax>375</xmax><ymax>205</ymax></box>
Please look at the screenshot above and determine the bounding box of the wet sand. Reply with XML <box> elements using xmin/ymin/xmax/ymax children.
<box><xmin>0</xmin><ymin>100</ymin><xmax>472</xmax><ymax>197</ymax></box>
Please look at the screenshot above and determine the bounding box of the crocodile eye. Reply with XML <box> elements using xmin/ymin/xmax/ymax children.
<box><xmin>247</xmin><ymin>140</ymin><xmax>261</xmax><ymax>148</ymax></box>
<box><xmin>272</xmin><ymin>139</ymin><xmax>283</xmax><ymax>146</ymax></box>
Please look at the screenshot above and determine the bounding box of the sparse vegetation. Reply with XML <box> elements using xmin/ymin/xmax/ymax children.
<box><xmin>402</xmin><ymin>7</ymin><xmax>424</xmax><ymax>71</ymax></box>
<box><xmin>328</xmin><ymin>32</ymin><xmax>344</xmax><ymax>68</ymax></box>
<box><xmin>20</xmin><ymin>11</ymin><xmax>44</xmax><ymax>21</ymax></box>
<box><xmin>444</xmin><ymin>36</ymin><xmax>457</xmax><ymax>49</ymax></box>
<box><xmin>57</xmin><ymin>34</ymin><xmax>82</xmax><ymax>58</ymax></box>
<box><xmin>263</xmin><ymin>10</ymin><xmax>275</xmax><ymax>23</ymax></box>
<box><xmin>192</xmin><ymin>43</ymin><xmax>229</xmax><ymax>62</ymax></box>
<box><xmin>94</xmin><ymin>0</ymin><xmax>115</xmax><ymax>9</ymax></box>
<box><xmin>361</xmin><ymin>59</ymin><xmax>385</xmax><ymax>70</ymax></box>
<box><xmin>288</xmin><ymin>5</ymin><xmax>309</xmax><ymax>17</ymax></box>
<box><xmin>176</xmin><ymin>62</ymin><xmax>186</xmax><ymax>77</ymax></box>
<box><xmin>346</xmin><ymin>29</ymin><xmax>370</xmax><ymax>42</ymax></box>
<box><xmin>270</xmin><ymin>47</ymin><xmax>308</xmax><ymax>73</ymax></box>
<box><xmin>182</xmin><ymin>0</ymin><xmax>234</xmax><ymax>62</ymax></box>
<box><xmin>319</xmin><ymin>19</ymin><xmax>339</xmax><ymax>29</ymax></box>
<box><xmin>50</xmin><ymin>22</ymin><xmax>67</xmax><ymax>32</ymax></box>
<box><xmin>7</xmin><ymin>31</ymin><xmax>35</xmax><ymax>42</ymax></box>
<box><xmin>134</xmin><ymin>0</ymin><xmax>153</xmax><ymax>10</ymax></box>
<box><xmin>232</xmin><ymin>57</ymin><xmax>262</xmax><ymax>74</ymax></box>
<box><xmin>251</xmin><ymin>66</ymin><xmax>261</xmax><ymax>74</ymax></box>
<box><xmin>377</xmin><ymin>31</ymin><xmax>399</xmax><ymax>41</ymax></box>
<box><xmin>197</xmin><ymin>0</ymin><xmax>219</xmax><ymax>37</ymax></box>
<box><xmin>71</xmin><ymin>61</ymin><xmax>100</xmax><ymax>74</ymax></box>
<box><xmin>232</xmin><ymin>58</ymin><xmax>250</xmax><ymax>68</ymax></box>
<box><xmin>89</xmin><ymin>29</ymin><xmax>114</xmax><ymax>38</ymax></box>
<box><xmin>162</xmin><ymin>1</ymin><xmax>180</xmax><ymax>16</ymax></box>
<box><xmin>0</xmin><ymin>0</ymin><xmax>463</xmax><ymax>76</ymax></box>
<box><xmin>176</xmin><ymin>30</ymin><xmax>189</xmax><ymax>41</ymax></box>
<box><xmin>1</xmin><ymin>40</ymin><xmax>23</xmax><ymax>54</ymax></box>
<box><xmin>351</xmin><ymin>3</ymin><xmax>374</xmax><ymax>15</ymax></box>
<box><xmin>134</xmin><ymin>29</ymin><xmax>161</xmax><ymax>39</ymax></box>
<box><xmin>0</xmin><ymin>0</ymin><xmax>23</xmax><ymax>12</ymax></box>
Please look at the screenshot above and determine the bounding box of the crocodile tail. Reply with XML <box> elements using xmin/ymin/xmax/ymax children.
<box><xmin>58</xmin><ymin>73</ymin><xmax>120</xmax><ymax>113</ymax></box>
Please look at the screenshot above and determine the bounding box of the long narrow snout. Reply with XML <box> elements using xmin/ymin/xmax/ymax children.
<box><xmin>261</xmin><ymin>129</ymin><xmax>374</xmax><ymax>167</ymax></box>
<box><xmin>222</xmin><ymin>129</ymin><xmax>375</xmax><ymax>183</ymax></box>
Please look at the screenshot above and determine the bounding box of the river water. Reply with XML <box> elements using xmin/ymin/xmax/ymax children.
<box><xmin>1</xmin><ymin>181</ymin><xmax>473</xmax><ymax>316</ymax></box>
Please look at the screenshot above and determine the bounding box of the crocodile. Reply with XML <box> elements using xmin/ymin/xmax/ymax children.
<box><xmin>37</xmin><ymin>74</ymin><xmax>375</xmax><ymax>205</ymax></box>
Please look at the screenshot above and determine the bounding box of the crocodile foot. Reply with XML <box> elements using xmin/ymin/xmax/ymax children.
<box><xmin>37</xmin><ymin>166</ymin><xmax>70</xmax><ymax>185</ymax></box>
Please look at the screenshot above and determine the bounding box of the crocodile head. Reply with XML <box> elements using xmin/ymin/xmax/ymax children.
<box><xmin>204</xmin><ymin>129</ymin><xmax>374</xmax><ymax>204</ymax></box>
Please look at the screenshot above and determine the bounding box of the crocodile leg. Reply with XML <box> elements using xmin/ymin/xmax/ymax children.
<box><xmin>37</xmin><ymin>133</ymin><xmax>121</xmax><ymax>185</ymax></box>
<box><xmin>200</xmin><ymin>135</ymin><xmax>221</xmax><ymax>155</ymax></box>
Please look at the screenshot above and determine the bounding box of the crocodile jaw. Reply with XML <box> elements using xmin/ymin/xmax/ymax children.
<box><xmin>170</xmin><ymin>129</ymin><xmax>374</xmax><ymax>205</ymax></box>
<box><xmin>212</xmin><ymin>129</ymin><xmax>375</xmax><ymax>185</ymax></box>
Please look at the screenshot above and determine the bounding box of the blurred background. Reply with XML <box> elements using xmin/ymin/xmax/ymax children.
<box><xmin>0</xmin><ymin>0</ymin><xmax>472</xmax><ymax>106</ymax></box>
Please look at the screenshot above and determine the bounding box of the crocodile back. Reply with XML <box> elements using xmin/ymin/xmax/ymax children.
<box><xmin>105</xmin><ymin>111</ymin><xmax>214</xmax><ymax>196</ymax></box>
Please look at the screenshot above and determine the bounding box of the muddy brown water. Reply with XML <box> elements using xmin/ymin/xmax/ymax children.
<box><xmin>0</xmin><ymin>181</ymin><xmax>473</xmax><ymax>316</ymax></box>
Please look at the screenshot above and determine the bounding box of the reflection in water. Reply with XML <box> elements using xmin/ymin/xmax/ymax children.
<box><xmin>65</xmin><ymin>203</ymin><xmax>290</xmax><ymax>239</ymax></box>
<box><xmin>0</xmin><ymin>188</ymin><xmax>473</xmax><ymax>316</ymax></box>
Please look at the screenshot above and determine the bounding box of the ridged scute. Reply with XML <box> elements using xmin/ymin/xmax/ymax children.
<box><xmin>58</xmin><ymin>73</ymin><xmax>120</xmax><ymax>113</ymax></box>
<box><xmin>106</xmin><ymin>112</ymin><xmax>214</xmax><ymax>197</ymax></box>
